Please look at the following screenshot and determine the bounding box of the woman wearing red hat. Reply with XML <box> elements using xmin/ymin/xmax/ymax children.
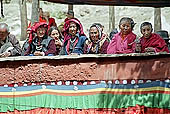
<box><xmin>60</xmin><ymin>18</ymin><xmax>87</xmax><ymax>55</ymax></box>
<box><xmin>24</xmin><ymin>22</ymin><xmax>56</xmax><ymax>56</ymax></box>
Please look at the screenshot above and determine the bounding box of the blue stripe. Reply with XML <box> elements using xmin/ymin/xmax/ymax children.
<box><xmin>0</xmin><ymin>81</ymin><xmax>169</xmax><ymax>92</ymax></box>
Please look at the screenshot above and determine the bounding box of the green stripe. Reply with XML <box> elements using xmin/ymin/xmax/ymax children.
<box><xmin>0</xmin><ymin>93</ymin><xmax>170</xmax><ymax>112</ymax></box>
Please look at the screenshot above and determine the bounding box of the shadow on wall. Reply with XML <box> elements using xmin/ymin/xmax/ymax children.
<box><xmin>97</xmin><ymin>55</ymin><xmax>170</xmax><ymax>113</ymax></box>
<box><xmin>114</xmin><ymin>56</ymin><xmax>170</xmax><ymax>79</ymax></box>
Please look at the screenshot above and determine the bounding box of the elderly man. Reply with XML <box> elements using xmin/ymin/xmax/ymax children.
<box><xmin>0</xmin><ymin>23</ymin><xmax>22</xmax><ymax>57</ymax></box>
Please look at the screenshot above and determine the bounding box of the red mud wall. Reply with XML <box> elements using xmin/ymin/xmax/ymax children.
<box><xmin>0</xmin><ymin>54</ymin><xmax>170</xmax><ymax>85</ymax></box>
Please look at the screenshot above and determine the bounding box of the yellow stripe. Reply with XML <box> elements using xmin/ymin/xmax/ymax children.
<box><xmin>0</xmin><ymin>87</ymin><xmax>170</xmax><ymax>96</ymax></box>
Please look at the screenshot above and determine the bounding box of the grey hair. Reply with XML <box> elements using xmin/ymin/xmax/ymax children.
<box><xmin>0</xmin><ymin>23</ymin><xmax>10</xmax><ymax>33</ymax></box>
<box><xmin>119</xmin><ymin>17</ymin><xmax>136</xmax><ymax>30</ymax></box>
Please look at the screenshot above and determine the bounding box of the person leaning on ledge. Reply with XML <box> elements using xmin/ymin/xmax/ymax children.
<box><xmin>0</xmin><ymin>23</ymin><xmax>22</xmax><ymax>57</ymax></box>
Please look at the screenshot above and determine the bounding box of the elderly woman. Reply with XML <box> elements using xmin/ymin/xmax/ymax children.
<box><xmin>84</xmin><ymin>24</ymin><xmax>110</xmax><ymax>54</ymax></box>
<box><xmin>107</xmin><ymin>17</ymin><xmax>137</xmax><ymax>54</ymax></box>
<box><xmin>48</xmin><ymin>26</ymin><xmax>63</xmax><ymax>55</ymax></box>
<box><xmin>24</xmin><ymin>22</ymin><xmax>56</xmax><ymax>56</ymax></box>
<box><xmin>60</xmin><ymin>18</ymin><xmax>87</xmax><ymax>55</ymax></box>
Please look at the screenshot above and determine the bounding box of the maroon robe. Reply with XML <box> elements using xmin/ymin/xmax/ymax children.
<box><xmin>140</xmin><ymin>33</ymin><xmax>169</xmax><ymax>53</ymax></box>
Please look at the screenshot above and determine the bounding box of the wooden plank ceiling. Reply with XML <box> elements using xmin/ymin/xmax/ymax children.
<box><xmin>42</xmin><ymin>0</ymin><xmax>170</xmax><ymax>7</ymax></box>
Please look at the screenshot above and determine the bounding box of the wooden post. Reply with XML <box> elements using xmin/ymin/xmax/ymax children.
<box><xmin>38</xmin><ymin>0</ymin><xmax>40</xmax><ymax>9</ymax></box>
<box><xmin>1</xmin><ymin>0</ymin><xmax>4</xmax><ymax>18</ymax></box>
<box><xmin>154</xmin><ymin>8</ymin><xmax>161</xmax><ymax>32</ymax></box>
<box><xmin>31</xmin><ymin>0</ymin><xmax>39</xmax><ymax>25</ymax></box>
<box><xmin>109</xmin><ymin>6</ymin><xmax>115</xmax><ymax>33</ymax></box>
<box><xmin>68</xmin><ymin>4</ymin><xmax>73</xmax><ymax>11</ymax></box>
<box><xmin>19</xmin><ymin>0</ymin><xmax>28</xmax><ymax>41</ymax></box>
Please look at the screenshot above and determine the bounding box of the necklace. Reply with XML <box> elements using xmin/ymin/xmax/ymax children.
<box><xmin>70</xmin><ymin>37</ymin><xmax>77</xmax><ymax>43</ymax></box>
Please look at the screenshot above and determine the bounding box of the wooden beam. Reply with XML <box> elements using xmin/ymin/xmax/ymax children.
<box><xmin>154</xmin><ymin>8</ymin><xmax>161</xmax><ymax>32</ymax></box>
<box><xmin>1</xmin><ymin>0</ymin><xmax>4</xmax><ymax>18</ymax></box>
<box><xmin>43</xmin><ymin>0</ymin><xmax>170</xmax><ymax>7</ymax></box>
<box><xmin>19</xmin><ymin>0</ymin><xmax>28</xmax><ymax>41</ymax></box>
<box><xmin>109</xmin><ymin>6</ymin><xmax>115</xmax><ymax>33</ymax></box>
<box><xmin>31</xmin><ymin>0</ymin><xmax>39</xmax><ymax>24</ymax></box>
<box><xmin>68</xmin><ymin>4</ymin><xmax>73</xmax><ymax>11</ymax></box>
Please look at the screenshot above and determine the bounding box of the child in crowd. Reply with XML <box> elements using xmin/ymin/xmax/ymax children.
<box><xmin>48</xmin><ymin>26</ymin><xmax>63</xmax><ymax>55</ymax></box>
<box><xmin>138</xmin><ymin>22</ymin><xmax>169</xmax><ymax>53</ymax></box>
<box><xmin>107</xmin><ymin>17</ymin><xmax>136</xmax><ymax>54</ymax></box>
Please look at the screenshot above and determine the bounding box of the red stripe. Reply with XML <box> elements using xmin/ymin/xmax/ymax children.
<box><xmin>0</xmin><ymin>107</ymin><xmax>170</xmax><ymax>114</ymax></box>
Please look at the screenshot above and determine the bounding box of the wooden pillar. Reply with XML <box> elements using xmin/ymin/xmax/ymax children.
<box><xmin>31</xmin><ymin>0</ymin><xmax>39</xmax><ymax>25</ymax></box>
<box><xmin>68</xmin><ymin>4</ymin><xmax>73</xmax><ymax>11</ymax></box>
<box><xmin>109</xmin><ymin>6</ymin><xmax>115</xmax><ymax>32</ymax></box>
<box><xmin>1</xmin><ymin>0</ymin><xmax>4</xmax><ymax>18</ymax></box>
<box><xmin>19</xmin><ymin>0</ymin><xmax>28</xmax><ymax>41</ymax></box>
<box><xmin>154</xmin><ymin>8</ymin><xmax>161</xmax><ymax>32</ymax></box>
<box><xmin>38</xmin><ymin>0</ymin><xmax>40</xmax><ymax>9</ymax></box>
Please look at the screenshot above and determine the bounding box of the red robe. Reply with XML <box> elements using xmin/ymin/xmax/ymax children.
<box><xmin>140</xmin><ymin>33</ymin><xmax>169</xmax><ymax>53</ymax></box>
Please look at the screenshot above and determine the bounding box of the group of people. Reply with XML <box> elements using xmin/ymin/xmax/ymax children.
<box><xmin>0</xmin><ymin>15</ymin><xmax>169</xmax><ymax>57</ymax></box>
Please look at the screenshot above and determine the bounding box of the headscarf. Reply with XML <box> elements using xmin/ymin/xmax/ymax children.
<box><xmin>87</xmin><ymin>24</ymin><xmax>103</xmax><ymax>53</ymax></box>
<box><xmin>63</xmin><ymin>18</ymin><xmax>85</xmax><ymax>43</ymax></box>
<box><xmin>28</xmin><ymin>22</ymin><xmax>48</xmax><ymax>44</ymax></box>
<box><xmin>89</xmin><ymin>24</ymin><xmax>102</xmax><ymax>41</ymax></box>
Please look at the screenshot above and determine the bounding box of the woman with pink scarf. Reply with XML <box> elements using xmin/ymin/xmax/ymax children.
<box><xmin>107</xmin><ymin>17</ymin><xmax>137</xmax><ymax>54</ymax></box>
<box><xmin>84</xmin><ymin>23</ymin><xmax>110</xmax><ymax>54</ymax></box>
<box><xmin>60</xmin><ymin>18</ymin><xmax>87</xmax><ymax>55</ymax></box>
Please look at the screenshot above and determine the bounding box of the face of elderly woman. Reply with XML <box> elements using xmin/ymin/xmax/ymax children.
<box><xmin>69</xmin><ymin>22</ymin><xmax>77</xmax><ymax>36</ymax></box>
<box><xmin>90</xmin><ymin>26</ymin><xmax>99</xmax><ymax>43</ymax></box>
<box><xmin>119</xmin><ymin>20</ymin><xmax>132</xmax><ymax>35</ymax></box>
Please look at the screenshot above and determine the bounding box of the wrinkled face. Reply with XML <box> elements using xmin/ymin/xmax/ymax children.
<box><xmin>37</xmin><ymin>26</ymin><xmax>47</xmax><ymax>38</ymax></box>
<box><xmin>141</xmin><ymin>25</ymin><xmax>152</xmax><ymax>39</ymax></box>
<box><xmin>69</xmin><ymin>22</ymin><xmax>77</xmax><ymax>36</ymax></box>
<box><xmin>50</xmin><ymin>29</ymin><xmax>60</xmax><ymax>40</ymax></box>
<box><xmin>0</xmin><ymin>28</ymin><xmax>8</xmax><ymax>41</ymax></box>
<box><xmin>119</xmin><ymin>20</ymin><xmax>132</xmax><ymax>35</ymax></box>
<box><xmin>90</xmin><ymin>27</ymin><xmax>99</xmax><ymax>43</ymax></box>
